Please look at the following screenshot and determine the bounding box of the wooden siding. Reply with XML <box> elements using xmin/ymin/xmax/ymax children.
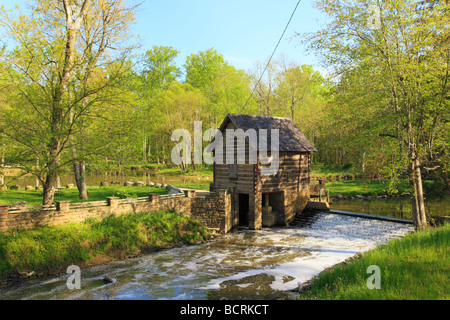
<box><xmin>259</xmin><ymin>152</ymin><xmax>310</xmax><ymax>193</ymax></box>
<box><xmin>213</xmin><ymin>126</ymin><xmax>311</xmax><ymax>194</ymax></box>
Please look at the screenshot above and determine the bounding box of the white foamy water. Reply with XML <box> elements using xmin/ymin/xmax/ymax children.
<box><xmin>0</xmin><ymin>212</ymin><xmax>414</xmax><ymax>300</ymax></box>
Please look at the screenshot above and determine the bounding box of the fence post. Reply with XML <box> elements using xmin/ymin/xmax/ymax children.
<box><xmin>106</xmin><ymin>197</ymin><xmax>118</xmax><ymax>209</ymax></box>
<box><xmin>56</xmin><ymin>200</ymin><xmax>70</xmax><ymax>212</ymax></box>
<box><xmin>184</xmin><ymin>190</ymin><xmax>196</xmax><ymax>198</ymax></box>
<box><xmin>0</xmin><ymin>204</ymin><xmax>8</xmax><ymax>231</ymax></box>
<box><xmin>148</xmin><ymin>193</ymin><xmax>159</xmax><ymax>204</ymax></box>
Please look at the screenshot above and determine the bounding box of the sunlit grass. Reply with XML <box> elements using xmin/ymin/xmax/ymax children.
<box><xmin>325</xmin><ymin>179</ymin><xmax>411</xmax><ymax>197</ymax></box>
<box><xmin>0</xmin><ymin>186</ymin><xmax>168</xmax><ymax>207</ymax></box>
<box><xmin>0</xmin><ymin>211</ymin><xmax>211</xmax><ymax>279</ymax></box>
<box><xmin>298</xmin><ymin>223</ymin><xmax>449</xmax><ymax>300</ymax></box>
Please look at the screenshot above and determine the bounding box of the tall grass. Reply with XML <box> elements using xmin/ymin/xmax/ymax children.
<box><xmin>0</xmin><ymin>211</ymin><xmax>211</xmax><ymax>279</ymax></box>
<box><xmin>298</xmin><ymin>223</ymin><xmax>449</xmax><ymax>300</ymax></box>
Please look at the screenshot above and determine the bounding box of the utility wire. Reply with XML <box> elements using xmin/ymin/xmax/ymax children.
<box><xmin>239</xmin><ymin>0</ymin><xmax>302</xmax><ymax>113</ymax></box>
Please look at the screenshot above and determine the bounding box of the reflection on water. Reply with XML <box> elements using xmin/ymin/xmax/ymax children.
<box><xmin>0</xmin><ymin>213</ymin><xmax>413</xmax><ymax>300</ymax></box>
<box><xmin>3</xmin><ymin>172</ymin><xmax>211</xmax><ymax>189</ymax></box>
<box><xmin>331</xmin><ymin>197</ymin><xmax>450</xmax><ymax>220</ymax></box>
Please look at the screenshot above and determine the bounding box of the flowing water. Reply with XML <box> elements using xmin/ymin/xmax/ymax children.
<box><xmin>0</xmin><ymin>213</ymin><xmax>413</xmax><ymax>300</ymax></box>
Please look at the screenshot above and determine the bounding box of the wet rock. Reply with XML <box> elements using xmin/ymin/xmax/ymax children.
<box><xmin>103</xmin><ymin>276</ymin><xmax>114</xmax><ymax>284</ymax></box>
<box><xmin>282</xmin><ymin>275</ymin><xmax>295</xmax><ymax>283</ymax></box>
<box><xmin>18</xmin><ymin>271</ymin><xmax>35</xmax><ymax>278</ymax></box>
<box><xmin>168</xmin><ymin>188</ymin><xmax>181</xmax><ymax>195</ymax></box>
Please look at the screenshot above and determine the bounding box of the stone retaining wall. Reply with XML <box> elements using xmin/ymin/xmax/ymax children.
<box><xmin>0</xmin><ymin>189</ymin><xmax>233</xmax><ymax>234</ymax></box>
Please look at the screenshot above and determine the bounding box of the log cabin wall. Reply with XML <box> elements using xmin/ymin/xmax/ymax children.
<box><xmin>211</xmin><ymin>114</ymin><xmax>316</xmax><ymax>230</ymax></box>
<box><xmin>212</xmin><ymin>121</ymin><xmax>255</xmax><ymax>194</ymax></box>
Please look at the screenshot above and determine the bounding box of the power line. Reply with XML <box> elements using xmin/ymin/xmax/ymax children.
<box><xmin>239</xmin><ymin>0</ymin><xmax>302</xmax><ymax>113</ymax></box>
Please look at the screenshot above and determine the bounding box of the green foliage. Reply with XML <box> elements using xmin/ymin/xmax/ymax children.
<box><xmin>185</xmin><ymin>48</ymin><xmax>257</xmax><ymax>120</ymax></box>
<box><xmin>301</xmin><ymin>0</ymin><xmax>450</xmax><ymax>198</ymax></box>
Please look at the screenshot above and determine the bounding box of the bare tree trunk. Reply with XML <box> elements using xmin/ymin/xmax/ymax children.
<box><xmin>142</xmin><ymin>130</ymin><xmax>146</xmax><ymax>162</ymax></box>
<box><xmin>43</xmin><ymin>147</ymin><xmax>60</xmax><ymax>205</ymax></box>
<box><xmin>147</xmin><ymin>136</ymin><xmax>151</xmax><ymax>160</ymax></box>
<box><xmin>43</xmin><ymin>172</ymin><xmax>57</xmax><ymax>205</ymax></box>
<box><xmin>360</xmin><ymin>146</ymin><xmax>366</xmax><ymax>173</ymax></box>
<box><xmin>412</xmin><ymin>157</ymin><xmax>427</xmax><ymax>228</ymax></box>
<box><xmin>73</xmin><ymin>161</ymin><xmax>88</xmax><ymax>200</ymax></box>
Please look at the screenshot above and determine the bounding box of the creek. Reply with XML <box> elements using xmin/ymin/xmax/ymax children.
<box><xmin>0</xmin><ymin>212</ymin><xmax>413</xmax><ymax>300</ymax></box>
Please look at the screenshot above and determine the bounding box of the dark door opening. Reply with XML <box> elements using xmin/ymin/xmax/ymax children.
<box><xmin>238</xmin><ymin>194</ymin><xmax>249</xmax><ymax>226</ymax></box>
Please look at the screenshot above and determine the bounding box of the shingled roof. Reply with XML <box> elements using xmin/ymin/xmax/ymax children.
<box><xmin>218</xmin><ymin>114</ymin><xmax>317</xmax><ymax>152</ymax></box>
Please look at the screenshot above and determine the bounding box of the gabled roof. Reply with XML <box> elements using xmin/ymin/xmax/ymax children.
<box><xmin>218</xmin><ymin>113</ymin><xmax>317</xmax><ymax>152</ymax></box>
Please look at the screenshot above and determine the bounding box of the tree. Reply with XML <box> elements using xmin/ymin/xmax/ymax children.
<box><xmin>0</xmin><ymin>0</ymin><xmax>140</xmax><ymax>204</ymax></box>
<box><xmin>152</xmin><ymin>83</ymin><xmax>208</xmax><ymax>171</ymax></box>
<box><xmin>185</xmin><ymin>48</ymin><xmax>256</xmax><ymax>124</ymax></box>
<box><xmin>135</xmin><ymin>46</ymin><xmax>181</xmax><ymax>163</ymax></box>
<box><xmin>251</xmin><ymin>59</ymin><xmax>279</xmax><ymax>117</ymax></box>
<box><xmin>302</xmin><ymin>0</ymin><xmax>450</xmax><ymax>228</ymax></box>
<box><xmin>141</xmin><ymin>45</ymin><xmax>181</xmax><ymax>91</ymax></box>
<box><xmin>274</xmin><ymin>63</ymin><xmax>327</xmax><ymax>137</ymax></box>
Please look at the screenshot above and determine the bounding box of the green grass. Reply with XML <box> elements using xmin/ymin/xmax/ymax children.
<box><xmin>176</xmin><ymin>183</ymin><xmax>211</xmax><ymax>190</ymax></box>
<box><xmin>311</xmin><ymin>164</ymin><xmax>356</xmax><ymax>178</ymax></box>
<box><xmin>298</xmin><ymin>223</ymin><xmax>449</xmax><ymax>300</ymax></box>
<box><xmin>0</xmin><ymin>211</ymin><xmax>211</xmax><ymax>279</ymax></box>
<box><xmin>0</xmin><ymin>186</ymin><xmax>169</xmax><ymax>207</ymax></box>
<box><xmin>325</xmin><ymin>179</ymin><xmax>412</xmax><ymax>197</ymax></box>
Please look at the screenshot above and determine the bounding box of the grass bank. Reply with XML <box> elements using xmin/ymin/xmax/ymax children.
<box><xmin>0</xmin><ymin>211</ymin><xmax>211</xmax><ymax>281</ymax></box>
<box><xmin>0</xmin><ymin>185</ymin><xmax>169</xmax><ymax>207</ymax></box>
<box><xmin>325</xmin><ymin>179</ymin><xmax>411</xmax><ymax>197</ymax></box>
<box><xmin>298</xmin><ymin>223</ymin><xmax>449</xmax><ymax>300</ymax></box>
<box><xmin>326</xmin><ymin>179</ymin><xmax>446</xmax><ymax>198</ymax></box>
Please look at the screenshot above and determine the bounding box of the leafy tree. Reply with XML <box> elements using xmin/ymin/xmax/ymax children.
<box><xmin>141</xmin><ymin>45</ymin><xmax>181</xmax><ymax>91</ymax></box>
<box><xmin>301</xmin><ymin>0</ymin><xmax>450</xmax><ymax>228</ymax></box>
<box><xmin>0</xmin><ymin>0</ymin><xmax>140</xmax><ymax>204</ymax></box>
<box><xmin>185</xmin><ymin>48</ymin><xmax>256</xmax><ymax>124</ymax></box>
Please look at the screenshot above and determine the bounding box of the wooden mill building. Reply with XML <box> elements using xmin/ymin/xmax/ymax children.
<box><xmin>210</xmin><ymin>114</ymin><xmax>317</xmax><ymax>230</ymax></box>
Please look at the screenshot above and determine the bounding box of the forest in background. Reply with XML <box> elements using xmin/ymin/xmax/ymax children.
<box><xmin>0</xmin><ymin>0</ymin><xmax>448</xmax><ymax>227</ymax></box>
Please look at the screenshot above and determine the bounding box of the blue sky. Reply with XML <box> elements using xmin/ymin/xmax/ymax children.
<box><xmin>132</xmin><ymin>0</ymin><xmax>327</xmax><ymax>74</ymax></box>
<box><xmin>2</xmin><ymin>0</ymin><xmax>328</xmax><ymax>74</ymax></box>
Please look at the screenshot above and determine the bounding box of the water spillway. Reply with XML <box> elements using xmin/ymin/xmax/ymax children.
<box><xmin>0</xmin><ymin>212</ymin><xmax>414</xmax><ymax>300</ymax></box>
